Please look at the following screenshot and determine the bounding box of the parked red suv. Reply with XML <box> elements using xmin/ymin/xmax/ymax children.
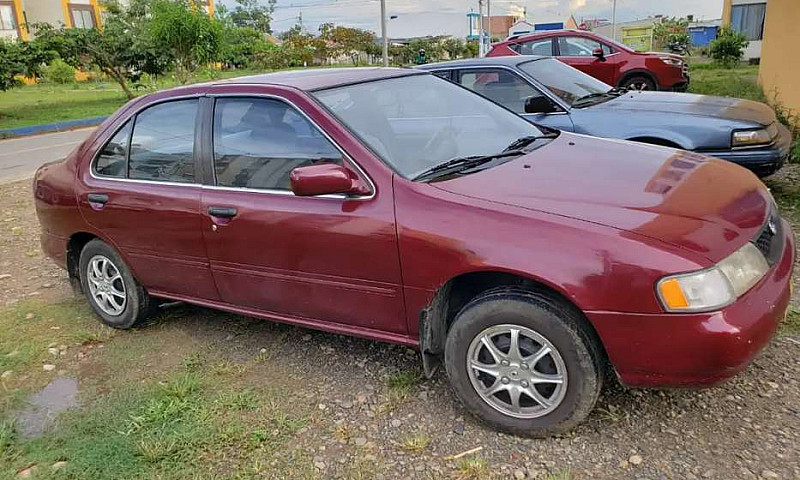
<box><xmin>488</xmin><ymin>29</ymin><xmax>689</xmax><ymax>91</ymax></box>
<box><xmin>35</xmin><ymin>68</ymin><xmax>791</xmax><ymax>437</ymax></box>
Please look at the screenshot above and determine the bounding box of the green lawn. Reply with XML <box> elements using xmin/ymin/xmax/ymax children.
<box><xmin>0</xmin><ymin>69</ymin><xmax>260</xmax><ymax>131</ymax></box>
<box><xmin>687</xmin><ymin>64</ymin><xmax>767</xmax><ymax>102</ymax></box>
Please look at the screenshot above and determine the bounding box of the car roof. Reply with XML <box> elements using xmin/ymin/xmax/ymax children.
<box><xmin>502</xmin><ymin>29</ymin><xmax>589</xmax><ymax>43</ymax></box>
<box><xmin>417</xmin><ymin>56</ymin><xmax>543</xmax><ymax>70</ymax></box>
<box><xmin>209</xmin><ymin>67</ymin><xmax>424</xmax><ymax>91</ymax></box>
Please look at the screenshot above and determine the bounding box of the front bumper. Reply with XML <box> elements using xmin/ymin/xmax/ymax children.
<box><xmin>587</xmin><ymin>217</ymin><xmax>795</xmax><ymax>388</ymax></box>
<box><xmin>702</xmin><ymin>123</ymin><xmax>792</xmax><ymax>177</ymax></box>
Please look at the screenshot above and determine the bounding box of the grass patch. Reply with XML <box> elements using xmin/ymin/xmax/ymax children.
<box><xmin>383</xmin><ymin>369</ymin><xmax>421</xmax><ymax>411</ymax></box>
<box><xmin>398</xmin><ymin>432</ymin><xmax>430</xmax><ymax>452</ymax></box>
<box><xmin>455</xmin><ymin>456</ymin><xmax>490</xmax><ymax>479</ymax></box>
<box><xmin>545</xmin><ymin>470</ymin><xmax>573</xmax><ymax>480</ymax></box>
<box><xmin>780</xmin><ymin>307</ymin><xmax>800</xmax><ymax>336</ymax></box>
<box><xmin>688</xmin><ymin>64</ymin><xmax>765</xmax><ymax>102</ymax></box>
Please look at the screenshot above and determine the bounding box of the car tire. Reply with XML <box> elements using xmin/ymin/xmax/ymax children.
<box><xmin>79</xmin><ymin>239</ymin><xmax>154</xmax><ymax>329</ymax></box>
<box><xmin>444</xmin><ymin>287</ymin><xmax>603</xmax><ymax>437</ymax></box>
<box><xmin>621</xmin><ymin>75</ymin><xmax>656</xmax><ymax>91</ymax></box>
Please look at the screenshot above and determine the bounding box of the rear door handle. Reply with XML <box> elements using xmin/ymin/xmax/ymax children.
<box><xmin>87</xmin><ymin>193</ymin><xmax>109</xmax><ymax>205</ymax></box>
<box><xmin>208</xmin><ymin>206</ymin><xmax>238</xmax><ymax>219</ymax></box>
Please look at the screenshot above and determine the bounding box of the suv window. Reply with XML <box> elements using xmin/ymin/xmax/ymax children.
<box><xmin>129</xmin><ymin>99</ymin><xmax>198</xmax><ymax>183</ymax></box>
<box><xmin>557</xmin><ymin>36</ymin><xmax>613</xmax><ymax>56</ymax></box>
<box><xmin>511</xmin><ymin>38</ymin><xmax>553</xmax><ymax>56</ymax></box>
<box><xmin>94</xmin><ymin>120</ymin><xmax>131</xmax><ymax>178</ymax></box>
<box><xmin>213</xmin><ymin>97</ymin><xmax>342</xmax><ymax>191</ymax></box>
<box><xmin>458</xmin><ymin>69</ymin><xmax>544</xmax><ymax>114</ymax></box>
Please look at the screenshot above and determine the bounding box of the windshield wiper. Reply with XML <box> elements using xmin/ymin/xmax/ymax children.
<box><xmin>413</xmin><ymin>150</ymin><xmax>526</xmax><ymax>182</ymax></box>
<box><xmin>503</xmin><ymin>133</ymin><xmax>559</xmax><ymax>152</ymax></box>
<box><xmin>572</xmin><ymin>90</ymin><xmax>622</xmax><ymax>107</ymax></box>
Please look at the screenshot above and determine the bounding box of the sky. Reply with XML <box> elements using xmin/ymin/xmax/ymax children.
<box><xmin>220</xmin><ymin>0</ymin><xmax>725</xmax><ymax>38</ymax></box>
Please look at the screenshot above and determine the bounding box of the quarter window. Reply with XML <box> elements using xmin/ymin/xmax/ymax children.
<box><xmin>94</xmin><ymin>120</ymin><xmax>131</xmax><ymax>178</ymax></box>
<box><xmin>212</xmin><ymin>98</ymin><xmax>342</xmax><ymax>190</ymax></box>
<box><xmin>129</xmin><ymin>99</ymin><xmax>198</xmax><ymax>183</ymax></box>
<box><xmin>459</xmin><ymin>69</ymin><xmax>543</xmax><ymax>114</ymax></box>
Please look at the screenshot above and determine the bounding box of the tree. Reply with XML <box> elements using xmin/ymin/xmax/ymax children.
<box><xmin>441</xmin><ymin>37</ymin><xmax>465</xmax><ymax>60</ymax></box>
<box><xmin>652</xmin><ymin>17</ymin><xmax>690</xmax><ymax>54</ymax></box>
<box><xmin>228</xmin><ymin>0</ymin><xmax>276</xmax><ymax>35</ymax></box>
<box><xmin>319</xmin><ymin>23</ymin><xmax>376</xmax><ymax>65</ymax></box>
<box><xmin>0</xmin><ymin>37</ymin><xmax>56</xmax><ymax>91</ymax></box>
<box><xmin>32</xmin><ymin>0</ymin><xmax>166</xmax><ymax>99</ymax></box>
<box><xmin>709</xmin><ymin>27</ymin><xmax>748</xmax><ymax>68</ymax></box>
<box><xmin>280</xmin><ymin>24</ymin><xmax>323</xmax><ymax>66</ymax></box>
<box><xmin>149</xmin><ymin>0</ymin><xmax>223</xmax><ymax>84</ymax></box>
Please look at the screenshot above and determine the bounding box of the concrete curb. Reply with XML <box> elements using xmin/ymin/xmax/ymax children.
<box><xmin>0</xmin><ymin>116</ymin><xmax>108</xmax><ymax>139</ymax></box>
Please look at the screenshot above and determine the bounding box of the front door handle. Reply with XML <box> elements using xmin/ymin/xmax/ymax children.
<box><xmin>208</xmin><ymin>206</ymin><xmax>238</xmax><ymax>219</ymax></box>
<box><xmin>87</xmin><ymin>193</ymin><xmax>109</xmax><ymax>205</ymax></box>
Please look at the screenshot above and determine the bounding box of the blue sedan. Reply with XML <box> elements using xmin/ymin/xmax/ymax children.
<box><xmin>420</xmin><ymin>56</ymin><xmax>791</xmax><ymax>177</ymax></box>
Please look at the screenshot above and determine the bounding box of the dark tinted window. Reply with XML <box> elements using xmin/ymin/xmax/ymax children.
<box><xmin>129</xmin><ymin>99</ymin><xmax>197</xmax><ymax>183</ymax></box>
<box><xmin>94</xmin><ymin>121</ymin><xmax>131</xmax><ymax>178</ymax></box>
<box><xmin>213</xmin><ymin>98</ymin><xmax>342</xmax><ymax>190</ymax></box>
<box><xmin>459</xmin><ymin>69</ymin><xmax>542</xmax><ymax>113</ymax></box>
<box><xmin>511</xmin><ymin>38</ymin><xmax>553</xmax><ymax>56</ymax></box>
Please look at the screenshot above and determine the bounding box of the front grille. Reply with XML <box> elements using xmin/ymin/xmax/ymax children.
<box><xmin>752</xmin><ymin>204</ymin><xmax>783</xmax><ymax>265</ymax></box>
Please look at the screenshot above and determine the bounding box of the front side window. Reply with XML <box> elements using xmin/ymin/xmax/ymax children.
<box><xmin>519</xmin><ymin>58</ymin><xmax>611</xmax><ymax>106</ymax></box>
<box><xmin>129</xmin><ymin>99</ymin><xmax>198</xmax><ymax>183</ymax></box>
<box><xmin>213</xmin><ymin>98</ymin><xmax>342</xmax><ymax>190</ymax></box>
<box><xmin>314</xmin><ymin>74</ymin><xmax>542</xmax><ymax>179</ymax></box>
<box><xmin>731</xmin><ymin>3</ymin><xmax>766</xmax><ymax>41</ymax></box>
<box><xmin>458</xmin><ymin>69</ymin><xmax>543</xmax><ymax>114</ymax></box>
<box><xmin>94</xmin><ymin>120</ymin><xmax>131</xmax><ymax>178</ymax></box>
<box><xmin>511</xmin><ymin>38</ymin><xmax>553</xmax><ymax>56</ymax></box>
<box><xmin>557</xmin><ymin>36</ymin><xmax>612</xmax><ymax>56</ymax></box>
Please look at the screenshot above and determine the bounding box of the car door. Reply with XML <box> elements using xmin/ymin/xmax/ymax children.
<box><xmin>198</xmin><ymin>89</ymin><xmax>406</xmax><ymax>335</ymax></box>
<box><xmin>554</xmin><ymin>35</ymin><xmax>618</xmax><ymax>85</ymax></box>
<box><xmin>455</xmin><ymin>68</ymin><xmax>574</xmax><ymax>132</ymax></box>
<box><xmin>77</xmin><ymin>96</ymin><xmax>220</xmax><ymax>301</ymax></box>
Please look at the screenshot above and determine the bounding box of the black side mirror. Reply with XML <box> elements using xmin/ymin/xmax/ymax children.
<box><xmin>524</xmin><ymin>95</ymin><xmax>557</xmax><ymax>114</ymax></box>
<box><xmin>592</xmin><ymin>48</ymin><xmax>605</xmax><ymax>60</ymax></box>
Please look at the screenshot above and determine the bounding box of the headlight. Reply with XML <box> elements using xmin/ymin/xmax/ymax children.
<box><xmin>659</xmin><ymin>56</ymin><xmax>683</xmax><ymax>67</ymax></box>
<box><xmin>732</xmin><ymin>128</ymin><xmax>772</xmax><ymax>147</ymax></box>
<box><xmin>657</xmin><ymin>243</ymin><xmax>768</xmax><ymax>312</ymax></box>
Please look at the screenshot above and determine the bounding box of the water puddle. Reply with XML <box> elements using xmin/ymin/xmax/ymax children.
<box><xmin>14</xmin><ymin>377</ymin><xmax>80</xmax><ymax>438</ymax></box>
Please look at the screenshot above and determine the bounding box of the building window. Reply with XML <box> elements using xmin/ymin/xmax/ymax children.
<box><xmin>731</xmin><ymin>3</ymin><xmax>767</xmax><ymax>41</ymax></box>
<box><xmin>69</xmin><ymin>5</ymin><xmax>97</xmax><ymax>29</ymax></box>
<box><xmin>0</xmin><ymin>2</ymin><xmax>20</xmax><ymax>40</ymax></box>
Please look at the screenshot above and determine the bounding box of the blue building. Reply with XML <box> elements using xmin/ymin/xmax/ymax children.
<box><xmin>688</xmin><ymin>23</ymin><xmax>720</xmax><ymax>46</ymax></box>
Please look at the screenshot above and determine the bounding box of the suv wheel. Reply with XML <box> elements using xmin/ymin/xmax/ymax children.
<box><xmin>79</xmin><ymin>239</ymin><xmax>154</xmax><ymax>329</ymax></box>
<box><xmin>621</xmin><ymin>75</ymin><xmax>656</xmax><ymax>91</ymax></box>
<box><xmin>444</xmin><ymin>287</ymin><xmax>603</xmax><ymax>437</ymax></box>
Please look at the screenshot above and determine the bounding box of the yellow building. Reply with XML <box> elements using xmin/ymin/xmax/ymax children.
<box><xmin>758</xmin><ymin>0</ymin><xmax>799</xmax><ymax>117</ymax></box>
<box><xmin>0</xmin><ymin>0</ymin><xmax>214</xmax><ymax>41</ymax></box>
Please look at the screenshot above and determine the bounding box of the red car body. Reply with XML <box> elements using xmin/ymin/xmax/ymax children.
<box><xmin>34</xmin><ymin>69</ymin><xmax>790</xmax><ymax>389</ymax></box>
<box><xmin>488</xmin><ymin>30</ymin><xmax>689</xmax><ymax>91</ymax></box>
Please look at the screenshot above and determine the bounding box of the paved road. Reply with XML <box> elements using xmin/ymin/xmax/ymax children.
<box><xmin>0</xmin><ymin>128</ymin><xmax>94</xmax><ymax>184</ymax></box>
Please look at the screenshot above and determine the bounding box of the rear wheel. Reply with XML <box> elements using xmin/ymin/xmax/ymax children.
<box><xmin>79</xmin><ymin>239</ymin><xmax>154</xmax><ymax>329</ymax></box>
<box><xmin>444</xmin><ymin>287</ymin><xmax>603</xmax><ymax>437</ymax></box>
<box><xmin>621</xmin><ymin>75</ymin><xmax>656</xmax><ymax>91</ymax></box>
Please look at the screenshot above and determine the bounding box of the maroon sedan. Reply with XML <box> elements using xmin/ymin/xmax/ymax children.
<box><xmin>488</xmin><ymin>29</ymin><xmax>688</xmax><ymax>91</ymax></box>
<box><xmin>34</xmin><ymin>68</ymin><xmax>793</xmax><ymax>436</ymax></box>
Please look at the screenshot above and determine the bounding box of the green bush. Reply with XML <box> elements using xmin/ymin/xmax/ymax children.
<box><xmin>709</xmin><ymin>28</ymin><xmax>748</xmax><ymax>67</ymax></box>
<box><xmin>42</xmin><ymin>58</ymin><xmax>77</xmax><ymax>84</ymax></box>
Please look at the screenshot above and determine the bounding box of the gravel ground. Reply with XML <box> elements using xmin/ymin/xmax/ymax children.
<box><xmin>2</xmin><ymin>165</ymin><xmax>800</xmax><ymax>479</ymax></box>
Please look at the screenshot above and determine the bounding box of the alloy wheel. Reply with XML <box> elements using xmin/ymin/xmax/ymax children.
<box><xmin>86</xmin><ymin>254</ymin><xmax>127</xmax><ymax>316</ymax></box>
<box><xmin>466</xmin><ymin>324</ymin><xmax>567</xmax><ymax>418</ymax></box>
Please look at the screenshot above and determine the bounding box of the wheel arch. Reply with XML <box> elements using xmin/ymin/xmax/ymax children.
<box><xmin>626</xmin><ymin>136</ymin><xmax>684</xmax><ymax>149</ymax></box>
<box><xmin>418</xmin><ymin>269</ymin><xmax>609</xmax><ymax>378</ymax></box>
<box><xmin>618</xmin><ymin>69</ymin><xmax>658</xmax><ymax>89</ymax></box>
<box><xmin>66</xmin><ymin>232</ymin><xmax>100</xmax><ymax>293</ymax></box>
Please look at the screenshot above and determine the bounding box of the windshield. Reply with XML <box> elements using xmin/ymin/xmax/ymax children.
<box><xmin>313</xmin><ymin>74</ymin><xmax>543</xmax><ymax>179</ymax></box>
<box><xmin>518</xmin><ymin>58</ymin><xmax>612</xmax><ymax>107</ymax></box>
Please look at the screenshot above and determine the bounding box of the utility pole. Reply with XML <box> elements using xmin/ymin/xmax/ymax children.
<box><xmin>478</xmin><ymin>0</ymin><xmax>485</xmax><ymax>57</ymax></box>
<box><xmin>611</xmin><ymin>0</ymin><xmax>617</xmax><ymax>40</ymax></box>
<box><xmin>486</xmin><ymin>0</ymin><xmax>491</xmax><ymax>41</ymax></box>
<box><xmin>381</xmin><ymin>0</ymin><xmax>388</xmax><ymax>67</ymax></box>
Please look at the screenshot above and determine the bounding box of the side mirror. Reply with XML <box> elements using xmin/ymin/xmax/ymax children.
<box><xmin>592</xmin><ymin>48</ymin><xmax>605</xmax><ymax>60</ymax></box>
<box><xmin>290</xmin><ymin>163</ymin><xmax>369</xmax><ymax>197</ymax></box>
<box><xmin>524</xmin><ymin>95</ymin><xmax>557</xmax><ymax>114</ymax></box>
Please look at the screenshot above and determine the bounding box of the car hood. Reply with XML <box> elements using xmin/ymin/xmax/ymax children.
<box><xmin>432</xmin><ymin>133</ymin><xmax>770</xmax><ymax>263</ymax></box>
<box><xmin>594</xmin><ymin>91</ymin><xmax>777</xmax><ymax>126</ymax></box>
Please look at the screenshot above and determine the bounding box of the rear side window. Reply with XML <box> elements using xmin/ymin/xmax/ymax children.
<box><xmin>94</xmin><ymin>121</ymin><xmax>131</xmax><ymax>178</ymax></box>
<box><xmin>129</xmin><ymin>99</ymin><xmax>198</xmax><ymax>183</ymax></box>
<box><xmin>511</xmin><ymin>38</ymin><xmax>553</xmax><ymax>56</ymax></box>
<box><xmin>212</xmin><ymin>97</ymin><xmax>342</xmax><ymax>191</ymax></box>
<box><xmin>557</xmin><ymin>36</ymin><xmax>613</xmax><ymax>56</ymax></box>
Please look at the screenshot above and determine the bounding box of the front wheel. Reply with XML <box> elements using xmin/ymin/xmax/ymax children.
<box><xmin>444</xmin><ymin>287</ymin><xmax>603</xmax><ymax>437</ymax></box>
<box><xmin>621</xmin><ymin>75</ymin><xmax>656</xmax><ymax>91</ymax></box>
<box><xmin>79</xmin><ymin>239</ymin><xmax>154</xmax><ymax>329</ymax></box>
